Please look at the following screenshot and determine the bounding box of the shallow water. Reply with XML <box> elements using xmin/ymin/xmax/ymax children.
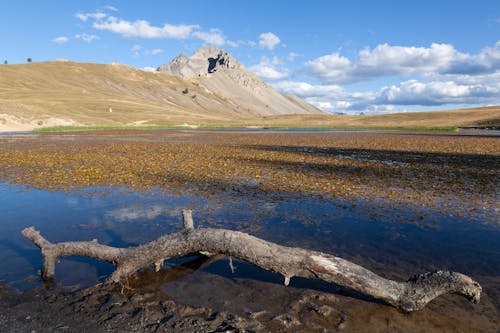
<box><xmin>0</xmin><ymin>132</ymin><xmax>39</xmax><ymax>136</ymax></box>
<box><xmin>1</xmin><ymin>182</ymin><xmax>499</xmax><ymax>330</ymax></box>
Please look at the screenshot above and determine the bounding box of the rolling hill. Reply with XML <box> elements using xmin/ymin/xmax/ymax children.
<box><xmin>0</xmin><ymin>46</ymin><xmax>322</xmax><ymax>131</ymax></box>
<box><xmin>0</xmin><ymin>46</ymin><xmax>498</xmax><ymax>132</ymax></box>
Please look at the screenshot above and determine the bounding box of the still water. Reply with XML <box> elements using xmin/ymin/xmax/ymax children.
<box><xmin>0</xmin><ymin>182</ymin><xmax>499</xmax><ymax>327</ymax></box>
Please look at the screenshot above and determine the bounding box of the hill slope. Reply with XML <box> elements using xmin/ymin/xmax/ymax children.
<box><xmin>0</xmin><ymin>61</ymin><xmax>243</xmax><ymax>130</ymax></box>
<box><xmin>0</xmin><ymin>50</ymin><xmax>321</xmax><ymax>131</ymax></box>
<box><xmin>256</xmin><ymin>106</ymin><xmax>500</xmax><ymax>129</ymax></box>
<box><xmin>0</xmin><ymin>56</ymin><xmax>498</xmax><ymax>132</ymax></box>
<box><xmin>159</xmin><ymin>46</ymin><xmax>322</xmax><ymax>117</ymax></box>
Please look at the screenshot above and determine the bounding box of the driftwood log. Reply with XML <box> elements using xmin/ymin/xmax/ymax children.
<box><xmin>22</xmin><ymin>210</ymin><xmax>481</xmax><ymax>312</ymax></box>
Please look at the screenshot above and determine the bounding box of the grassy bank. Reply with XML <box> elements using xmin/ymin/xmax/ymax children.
<box><xmin>34</xmin><ymin>125</ymin><xmax>459</xmax><ymax>133</ymax></box>
<box><xmin>33</xmin><ymin>125</ymin><xmax>182</xmax><ymax>132</ymax></box>
<box><xmin>259</xmin><ymin>126</ymin><xmax>459</xmax><ymax>132</ymax></box>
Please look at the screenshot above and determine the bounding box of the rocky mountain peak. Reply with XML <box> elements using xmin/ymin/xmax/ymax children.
<box><xmin>158</xmin><ymin>45</ymin><xmax>241</xmax><ymax>78</ymax></box>
<box><xmin>157</xmin><ymin>45</ymin><xmax>323</xmax><ymax>116</ymax></box>
<box><xmin>191</xmin><ymin>45</ymin><xmax>222</xmax><ymax>58</ymax></box>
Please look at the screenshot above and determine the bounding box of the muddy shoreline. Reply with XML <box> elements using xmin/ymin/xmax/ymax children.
<box><xmin>0</xmin><ymin>283</ymin><xmax>263</xmax><ymax>332</ymax></box>
<box><xmin>1</xmin><ymin>265</ymin><xmax>498</xmax><ymax>333</ymax></box>
<box><xmin>0</xmin><ymin>130</ymin><xmax>498</xmax><ymax>332</ymax></box>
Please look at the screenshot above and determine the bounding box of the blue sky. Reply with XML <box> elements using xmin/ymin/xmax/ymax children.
<box><xmin>1</xmin><ymin>0</ymin><xmax>499</xmax><ymax>114</ymax></box>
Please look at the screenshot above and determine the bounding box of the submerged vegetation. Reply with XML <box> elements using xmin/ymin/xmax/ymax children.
<box><xmin>0</xmin><ymin>131</ymin><xmax>497</xmax><ymax>219</ymax></box>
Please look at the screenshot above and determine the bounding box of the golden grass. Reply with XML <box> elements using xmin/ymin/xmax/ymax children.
<box><xmin>0</xmin><ymin>61</ymin><xmax>499</xmax><ymax>131</ymax></box>
<box><xmin>254</xmin><ymin>106</ymin><xmax>500</xmax><ymax>128</ymax></box>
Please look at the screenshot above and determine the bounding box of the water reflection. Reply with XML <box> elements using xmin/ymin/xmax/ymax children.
<box><xmin>0</xmin><ymin>182</ymin><xmax>498</xmax><ymax>312</ymax></box>
<box><xmin>0</xmin><ymin>184</ymin><xmax>203</xmax><ymax>289</ymax></box>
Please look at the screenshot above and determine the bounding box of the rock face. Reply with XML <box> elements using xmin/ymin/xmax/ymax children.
<box><xmin>158</xmin><ymin>46</ymin><xmax>322</xmax><ymax>116</ymax></box>
<box><xmin>159</xmin><ymin>46</ymin><xmax>241</xmax><ymax>77</ymax></box>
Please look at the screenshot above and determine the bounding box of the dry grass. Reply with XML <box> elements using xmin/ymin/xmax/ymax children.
<box><xmin>0</xmin><ymin>62</ymin><xmax>248</xmax><ymax>130</ymax></box>
<box><xmin>255</xmin><ymin>106</ymin><xmax>500</xmax><ymax>128</ymax></box>
<box><xmin>0</xmin><ymin>61</ymin><xmax>499</xmax><ymax>131</ymax></box>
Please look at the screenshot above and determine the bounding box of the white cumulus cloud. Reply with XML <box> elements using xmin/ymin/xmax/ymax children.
<box><xmin>258</xmin><ymin>32</ymin><xmax>281</xmax><ymax>50</ymax></box>
<box><xmin>273</xmin><ymin>76</ymin><xmax>500</xmax><ymax>113</ymax></box>
<box><xmin>77</xmin><ymin>10</ymin><xmax>259</xmax><ymax>49</ymax></box>
<box><xmin>443</xmin><ymin>41</ymin><xmax>500</xmax><ymax>75</ymax></box>
<box><xmin>306</xmin><ymin>42</ymin><xmax>500</xmax><ymax>84</ymax></box>
<box><xmin>76</xmin><ymin>12</ymin><xmax>107</xmax><ymax>22</ymax></box>
<box><xmin>93</xmin><ymin>16</ymin><xmax>198</xmax><ymax>39</ymax></box>
<box><xmin>305</xmin><ymin>52</ymin><xmax>352</xmax><ymax>83</ymax></box>
<box><xmin>192</xmin><ymin>29</ymin><xmax>226</xmax><ymax>46</ymax></box>
<box><xmin>358</xmin><ymin>43</ymin><xmax>459</xmax><ymax>75</ymax></box>
<box><xmin>273</xmin><ymin>81</ymin><xmax>343</xmax><ymax>97</ymax></box>
<box><xmin>251</xmin><ymin>66</ymin><xmax>289</xmax><ymax>80</ymax></box>
<box><xmin>250</xmin><ymin>56</ymin><xmax>289</xmax><ymax>80</ymax></box>
<box><xmin>376</xmin><ymin>79</ymin><xmax>500</xmax><ymax>105</ymax></box>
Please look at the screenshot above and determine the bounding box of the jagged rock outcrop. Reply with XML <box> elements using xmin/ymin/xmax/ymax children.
<box><xmin>158</xmin><ymin>46</ymin><xmax>323</xmax><ymax>116</ymax></box>
<box><xmin>159</xmin><ymin>46</ymin><xmax>241</xmax><ymax>77</ymax></box>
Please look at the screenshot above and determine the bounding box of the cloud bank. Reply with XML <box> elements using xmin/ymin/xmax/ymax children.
<box><xmin>77</xmin><ymin>10</ymin><xmax>281</xmax><ymax>50</ymax></box>
<box><xmin>93</xmin><ymin>17</ymin><xmax>198</xmax><ymax>39</ymax></box>
<box><xmin>271</xmin><ymin>42</ymin><xmax>500</xmax><ymax>113</ymax></box>
<box><xmin>274</xmin><ymin>74</ymin><xmax>499</xmax><ymax>113</ymax></box>
<box><xmin>305</xmin><ymin>42</ymin><xmax>500</xmax><ymax>84</ymax></box>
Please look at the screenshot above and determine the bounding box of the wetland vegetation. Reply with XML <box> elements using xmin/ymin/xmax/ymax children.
<box><xmin>0</xmin><ymin>130</ymin><xmax>498</xmax><ymax>332</ymax></box>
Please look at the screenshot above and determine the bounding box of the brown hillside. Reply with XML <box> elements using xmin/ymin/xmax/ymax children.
<box><xmin>0</xmin><ymin>61</ymin><xmax>261</xmax><ymax>130</ymax></box>
<box><xmin>256</xmin><ymin>106</ymin><xmax>500</xmax><ymax>128</ymax></box>
<box><xmin>0</xmin><ymin>61</ymin><xmax>498</xmax><ymax>131</ymax></box>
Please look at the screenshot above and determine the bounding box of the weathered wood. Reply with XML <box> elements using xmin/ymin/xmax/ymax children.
<box><xmin>21</xmin><ymin>210</ymin><xmax>481</xmax><ymax>312</ymax></box>
<box><xmin>182</xmin><ymin>209</ymin><xmax>194</xmax><ymax>230</ymax></box>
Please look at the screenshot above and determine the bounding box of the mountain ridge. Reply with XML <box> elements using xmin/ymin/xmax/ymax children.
<box><xmin>158</xmin><ymin>46</ymin><xmax>323</xmax><ymax>116</ymax></box>
<box><xmin>158</xmin><ymin>45</ymin><xmax>242</xmax><ymax>77</ymax></box>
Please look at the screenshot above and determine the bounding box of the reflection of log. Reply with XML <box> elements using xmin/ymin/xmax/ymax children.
<box><xmin>129</xmin><ymin>254</ymin><xmax>222</xmax><ymax>292</ymax></box>
<box><xmin>22</xmin><ymin>210</ymin><xmax>481</xmax><ymax>312</ymax></box>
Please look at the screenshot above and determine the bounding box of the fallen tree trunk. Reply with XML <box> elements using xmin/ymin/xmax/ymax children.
<box><xmin>22</xmin><ymin>210</ymin><xmax>481</xmax><ymax>312</ymax></box>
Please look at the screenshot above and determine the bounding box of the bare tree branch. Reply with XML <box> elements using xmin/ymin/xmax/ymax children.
<box><xmin>22</xmin><ymin>209</ymin><xmax>481</xmax><ymax>312</ymax></box>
